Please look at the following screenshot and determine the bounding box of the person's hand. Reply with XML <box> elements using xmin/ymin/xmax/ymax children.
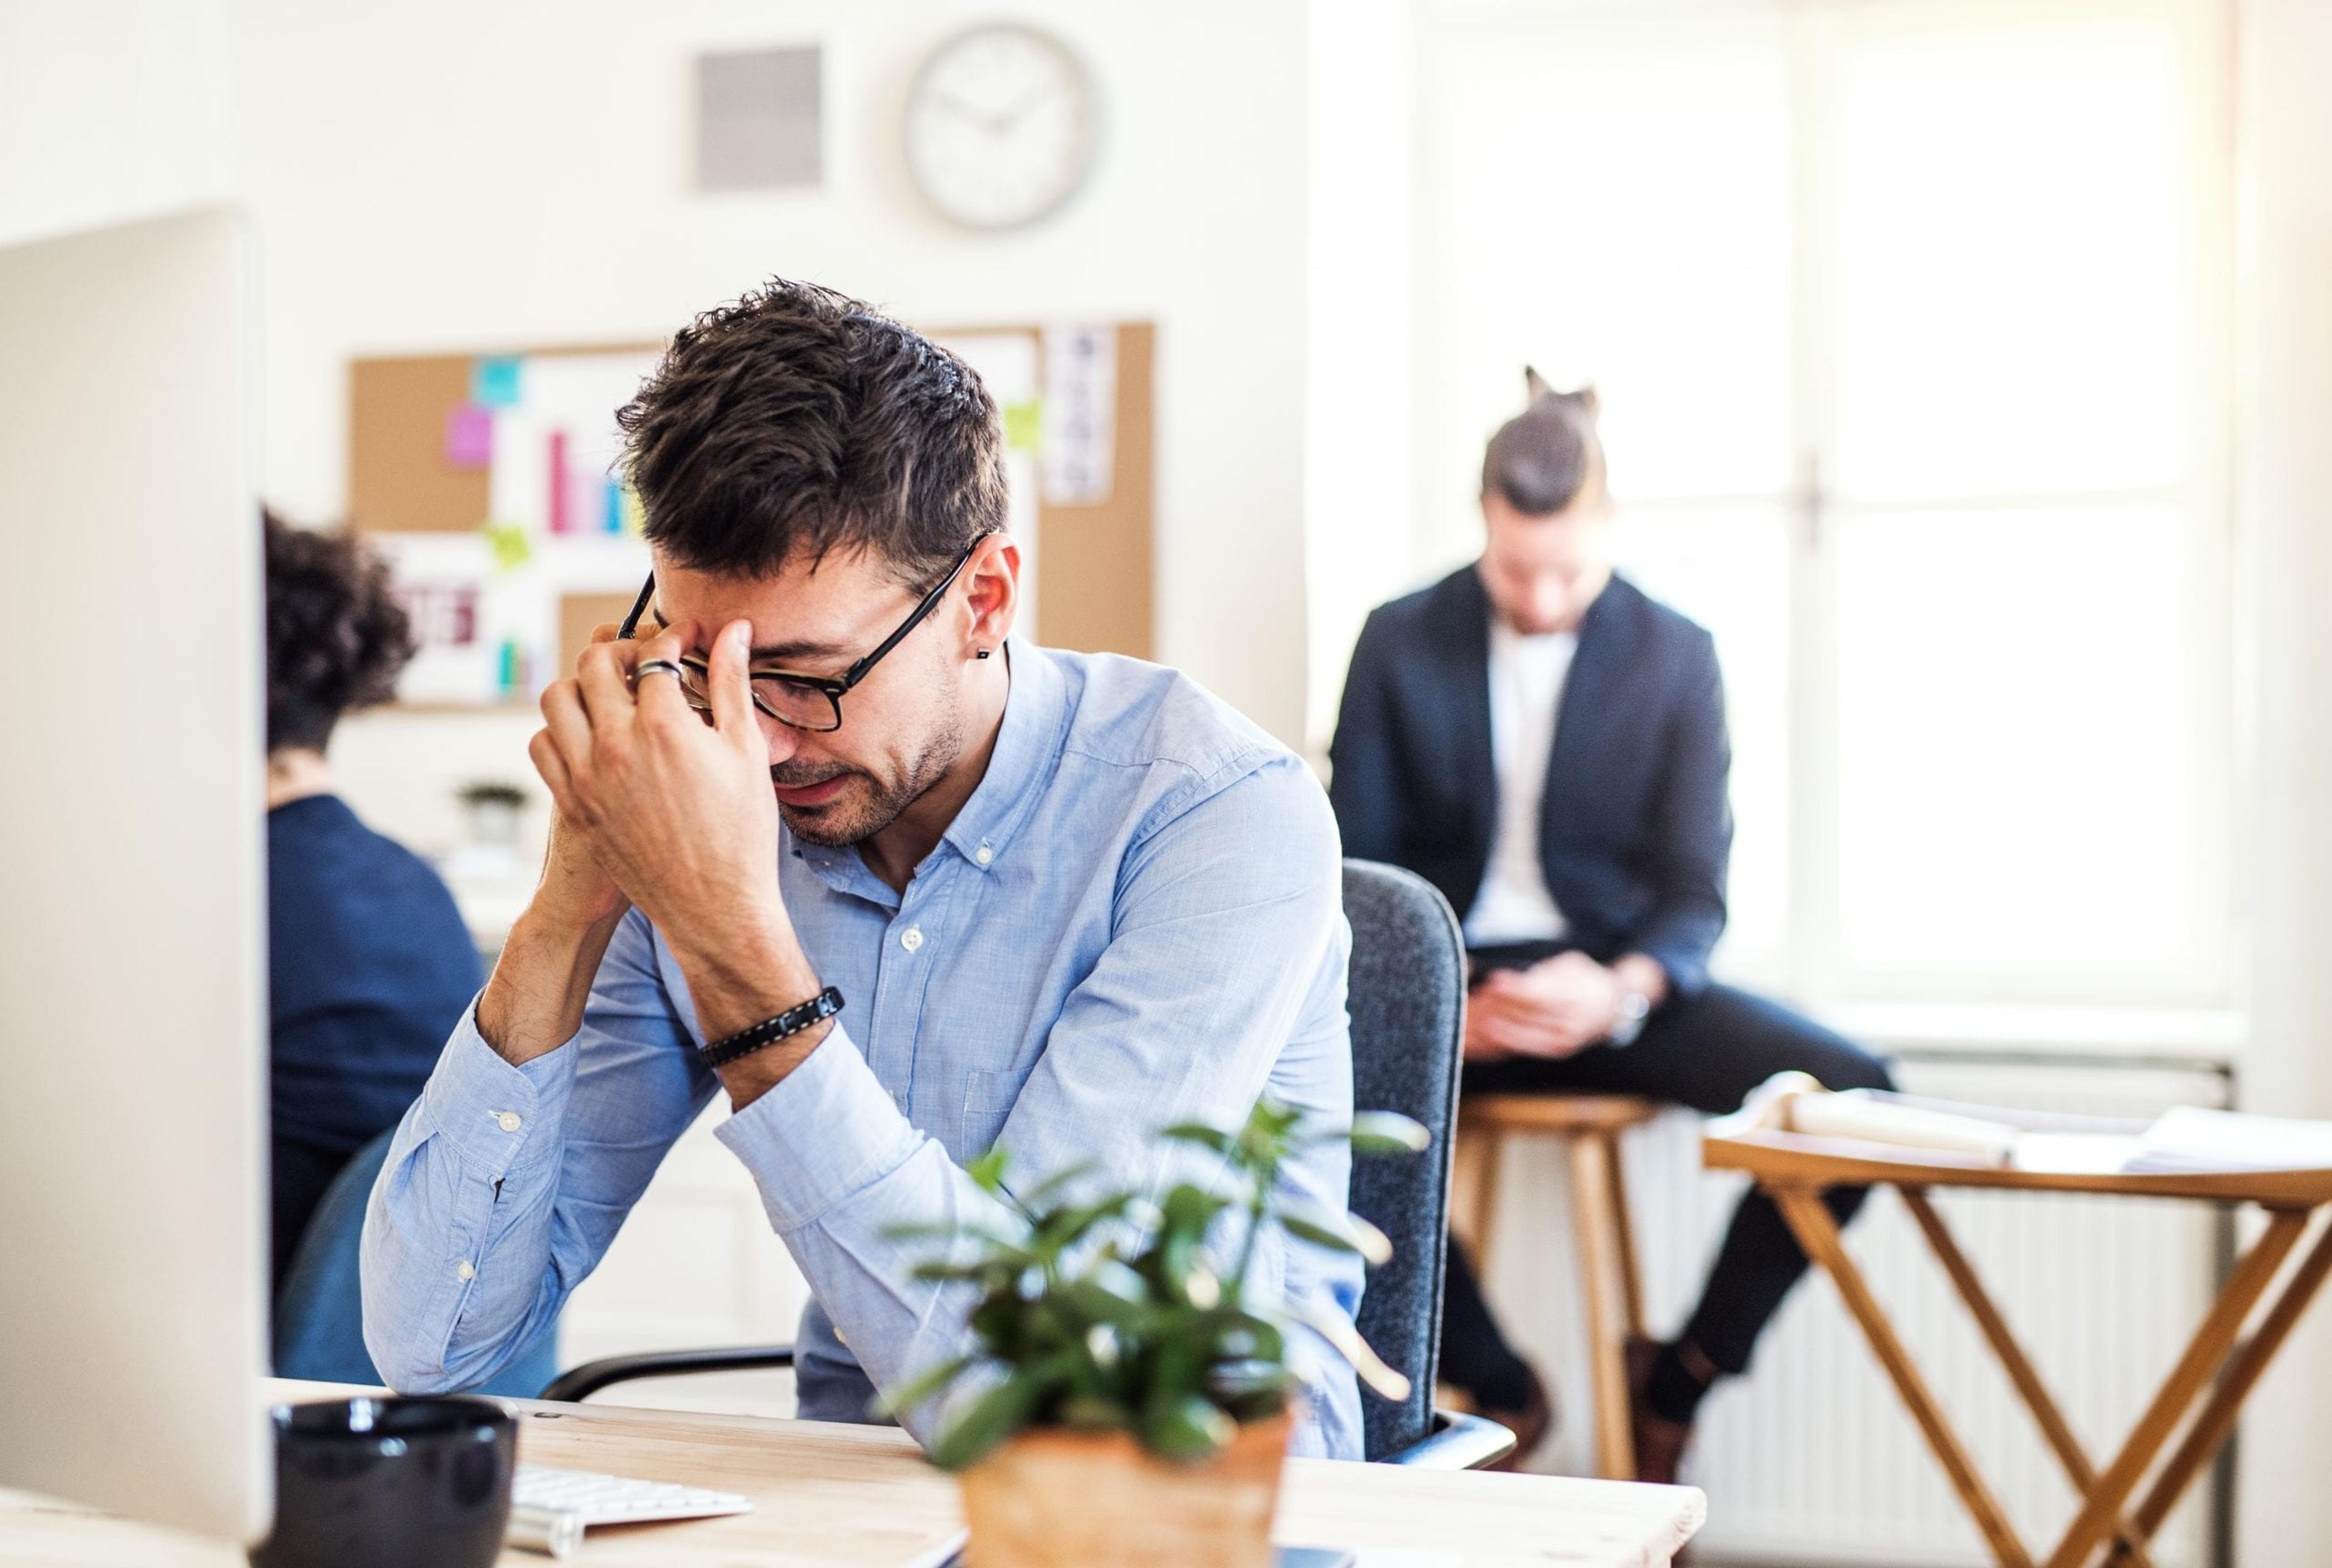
<box><xmin>1466</xmin><ymin>952</ymin><xmax>1623</xmax><ymax>1060</ymax></box>
<box><xmin>527</xmin><ymin>623</ymin><xmax>631</xmax><ymax>932</ymax></box>
<box><xmin>530</xmin><ymin>619</ymin><xmax>786</xmax><ymax>961</ymax></box>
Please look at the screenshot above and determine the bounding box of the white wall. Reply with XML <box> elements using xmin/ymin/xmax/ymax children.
<box><xmin>2231</xmin><ymin>1</ymin><xmax>2332</xmax><ymax>1560</ymax></box>
<box><xmin>1303</xmin><ymin>0</ymin><xmax>1417</xmax><ymax>758</ymax></box>
<box><xmin>0</xmin><ymin>0</ymin><xmax>236</xmax><ymax>247</ymax></box>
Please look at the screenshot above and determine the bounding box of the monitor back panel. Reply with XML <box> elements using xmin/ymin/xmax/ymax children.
<box><xmin>0</xmin><ymin>208</ymin><xmax>271</xmax><ymax>1544</ymax></box>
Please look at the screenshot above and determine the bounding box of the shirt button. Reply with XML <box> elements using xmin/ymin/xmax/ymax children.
<box><xmin>455</xmin><ymin>1261</ymin><xmax>477</xmax><ymax>1282</ymax></box>
<box><xmin>496</xmin><ymin>1111</ymin><xmax>523</xmax><ymax>1133</ymax></box>
<box><xmin>975</xmin><ymin>845</ymin><xmax>994</xmax><ymax>867</ymax></box>
<box><xmin>900</xmin><ymin>926</ymin><xmax>925</xmax><ymax>953</ymax></box>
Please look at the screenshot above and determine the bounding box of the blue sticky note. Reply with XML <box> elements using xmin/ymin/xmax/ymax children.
<box><xmin>472</xmin><ymin>355</ymin><xmax>523</xmax><ymax>407</ymax></box>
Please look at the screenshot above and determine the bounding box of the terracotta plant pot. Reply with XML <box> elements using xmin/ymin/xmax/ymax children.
<box><xmin>956</xmin><ymin>1410</ymin><xmax>1295</xmax><ymax>1568</ymax></box>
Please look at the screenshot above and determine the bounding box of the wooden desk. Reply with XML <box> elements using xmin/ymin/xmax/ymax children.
<box><xmin>0</xmin><ymin>1380</ymin><xmax>1704</xmax><ymax>1568</ymax></box>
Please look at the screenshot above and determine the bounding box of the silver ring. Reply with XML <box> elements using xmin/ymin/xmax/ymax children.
<box><xmin>633</xmin><ymin>658</ymin><xmax>684</xmax><ymax>684</ymax></box>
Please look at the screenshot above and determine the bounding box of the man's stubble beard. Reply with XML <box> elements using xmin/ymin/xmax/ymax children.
<box><xmin>774</xmin><ymin>703</ymin><xmax>969</xmax><ymax>848</ymax></box>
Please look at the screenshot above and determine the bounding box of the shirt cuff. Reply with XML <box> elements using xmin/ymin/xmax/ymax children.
<box><xmin>419</xmin><ymin>997</ymin><xmax>580</xmax><ymax>1180</ymax></box>
<box><xmin>714</xmin><ymin>1021</ymin><xmax>921</xmax><ymax>1234</ymax></box>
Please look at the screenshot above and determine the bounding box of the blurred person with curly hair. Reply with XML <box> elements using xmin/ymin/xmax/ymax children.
<box><xmin>264</xmin><ymin>511</ymin><xmax>480</xmax><ymax>1293</ymax></box>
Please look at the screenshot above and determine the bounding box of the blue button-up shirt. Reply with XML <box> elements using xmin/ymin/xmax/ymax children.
<box><xmin>360</xmin><ymin>639</ymin><xmax>1365</xmax><ymax>1458</ymax></box>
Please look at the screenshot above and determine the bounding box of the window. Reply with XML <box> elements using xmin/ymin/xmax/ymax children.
<box><xmin>1415</xmin><ymin>0</ymin><xmax>2232</xmax><ymax>1007</ymax></box>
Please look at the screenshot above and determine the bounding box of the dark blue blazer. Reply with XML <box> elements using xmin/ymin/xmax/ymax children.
<box><xmin>1328</xmin><ymin>567</ymin><xmax>1732</xmax><ymax>996</ymax></box>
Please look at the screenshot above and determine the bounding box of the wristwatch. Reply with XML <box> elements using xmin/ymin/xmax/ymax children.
<box><xmin>1606</xmin><ymin>987</ymin><xmax>1652</xmax><ymax>1048</ymax></box>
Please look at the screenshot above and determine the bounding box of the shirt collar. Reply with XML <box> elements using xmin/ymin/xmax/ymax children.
<box><xmin>941</xmin><ymin>635</ymin><xmax>1067</xmax><ymax>873</ymax></box>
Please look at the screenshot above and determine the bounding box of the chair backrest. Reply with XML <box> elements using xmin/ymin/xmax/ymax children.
<box><xmin>1340</xmin><ymin>858</ymin><xmax>1467</xmax><ymax>1462</ymax></box>
<box><xmin>272</xmin><ymin>1126</ymin><xmax>560</xmax><ymax>1398</ymax></box>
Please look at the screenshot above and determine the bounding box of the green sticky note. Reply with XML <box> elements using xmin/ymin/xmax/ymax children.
<box><xmin>1003</xmin><ymin>397</ymin><xmax>1043</xmax><ymax>454</ymax></box>
<box><xmin>484</xmin><ymin>519</ymin><xmax>533</xmax><ymax>573</ymax></box>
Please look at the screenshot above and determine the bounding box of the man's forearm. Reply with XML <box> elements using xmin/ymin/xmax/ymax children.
<box><xmin>476</xmin><ymin>904</ymin><xmax>629</xmax><ymax>1065</ymax></box>
<box><xmin>667</xmin><ymin>921</ymin><xmax>832</xmax><ymax>1111</ymax></box>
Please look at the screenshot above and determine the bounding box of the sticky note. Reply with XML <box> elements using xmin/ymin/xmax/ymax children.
<box><xmin>1003</xmin><ymin>397</ymin><xmax>1043</xmax><ymax>454</ymax></box>
<box><xmin>472</xmin><ymin>355</ymin><xmax>523</xmax><ymax>407</ymax></box>
<box><xmin>484</xmin><ymin>520</ymin><xmax>533</xmax><ymax>573</ymax></box>
<box><xmin>443</xmin><ymin>403</ymin><xmax>494</xmax><ymax>469</ymax></box>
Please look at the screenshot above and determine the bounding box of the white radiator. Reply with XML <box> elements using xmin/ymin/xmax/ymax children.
<box><xmin>1478</xmin><ymin>1055</ymin><xmax>2231</xmax><ymax>1567</ymax></box>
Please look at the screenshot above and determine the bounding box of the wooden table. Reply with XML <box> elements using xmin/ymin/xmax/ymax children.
<box><xmin>1707</xmin><ymin>1091</ymin><xmax>2332</xmax><ymax>1568</ymax></box>
<box><xmin>0</xmin><ymin>1380</ymin><xmax>1704</xmax><ymax>1568</ymax></box>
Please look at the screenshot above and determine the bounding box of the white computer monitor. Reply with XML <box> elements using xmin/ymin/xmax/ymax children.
<box><xmin>0</xmin><ymin>208</ymin><xmax>272</xmax><ymax>1544</ymax></box>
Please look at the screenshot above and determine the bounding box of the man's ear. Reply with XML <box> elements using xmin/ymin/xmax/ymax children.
<box><xmin>962</xmin><ymin>533</ymin><xmax>1022</xmax><ymax>654</ymax></box>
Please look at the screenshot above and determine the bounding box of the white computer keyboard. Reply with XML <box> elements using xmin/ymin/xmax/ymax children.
<box><xmin>513</xmin><ymin>1464</ymin><xmax>754</xmax><ymax>1528</ymax></box>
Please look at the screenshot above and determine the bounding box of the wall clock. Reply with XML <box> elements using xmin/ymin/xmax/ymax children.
<box><xmin>904</xmin><ymin>22</ymin><xmax>1100</xmax><ymax>231</ymax></box>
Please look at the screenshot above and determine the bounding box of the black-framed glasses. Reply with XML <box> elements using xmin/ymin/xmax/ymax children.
<box><xmin>615</xmin><ymin>544</ymin><xmax>978</xmax><ymax>733</ymax></box>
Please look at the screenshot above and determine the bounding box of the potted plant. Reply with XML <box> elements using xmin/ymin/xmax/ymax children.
<box><xmin>881</xmin><ymin>1099</ymin><xmax>1428</xmax><ymax>1568</ymax></box>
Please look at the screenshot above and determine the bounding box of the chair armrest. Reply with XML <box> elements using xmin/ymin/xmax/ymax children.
<box><xmin>1381</xmin><ymin>1408</ymin><xmax>1517</xmax><ymax>1470</ymax></box>
<box><xmin>537</xmin><ymin>1344</ymin><xmax>795</xmax><ymax>1403</ymax></box>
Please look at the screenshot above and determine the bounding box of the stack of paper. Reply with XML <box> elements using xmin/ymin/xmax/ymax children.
<box><xmin>2126</xmin><ymin>1106</ymin><xmax>2332</xmax><ymax>1174</ymax></box>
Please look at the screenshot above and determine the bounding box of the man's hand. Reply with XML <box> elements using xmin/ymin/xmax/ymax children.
<box><xmin>533</xmin><ymin>621</ymin><xmax>783</xmax><ymax>961</ymax></box>
<box><xmin>1463</xmin><ymin>952</ymin><xmax>1623</xmax><ymax>1061</ymax></box>
<box><xmin>479</xmin><ymin>618</ymin><xmax>830</xmax><ymax>1102</ymax></box>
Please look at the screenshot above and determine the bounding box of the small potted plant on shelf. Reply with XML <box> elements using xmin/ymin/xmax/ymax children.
<box><xmin>881</xmin><ymin>1099</ymin><xmax>1428</xmax><ymax>1568</ymax></box>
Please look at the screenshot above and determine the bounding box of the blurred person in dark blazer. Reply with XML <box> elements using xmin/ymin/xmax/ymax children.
<box><xmin>263</xmin><ymin>513</ymin><xmax>480</xmax><ymax>1293</ymax></box>
<box><xmin>1328</xmin><ymin>376</ymin><xmax>1892</xmax><ymax>1480</ymax></box>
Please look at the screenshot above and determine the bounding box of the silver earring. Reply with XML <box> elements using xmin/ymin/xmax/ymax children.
<box><xmin>975</xmin><ymin>648</ymin><xmax>992</xmax><ymax>660</ymax></box>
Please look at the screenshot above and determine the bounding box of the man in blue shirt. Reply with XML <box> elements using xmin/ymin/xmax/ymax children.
<box><xmin>361</xmin><ymin>281</ymin><xmax>1365</xmax><ymax>1459</ymax></box>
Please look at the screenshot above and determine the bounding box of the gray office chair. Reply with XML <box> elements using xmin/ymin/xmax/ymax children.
<box><xmin>540</xmin><ymin>859</ymin><xmax>1511</xmax><ymax>1469</ymax></box>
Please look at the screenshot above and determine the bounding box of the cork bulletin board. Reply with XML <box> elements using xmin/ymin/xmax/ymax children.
<box><xmin>347</xmin><ymin>321</ymin><xmax>1155</xmax><ymax>707</ymax></box>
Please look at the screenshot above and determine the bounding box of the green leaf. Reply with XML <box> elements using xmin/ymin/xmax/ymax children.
<box><xmin>1280</xmin><ymin>1214</ymin><xmax>1363</xmax><ymax>1257</ymax></box>
<box><xmin>1281</xmin><ymin>1204</ymin><xmax>1393</xmax><ymax>1266</ymax></box>
<box><xmin>1009</xmin><ymin>1159</ymin><xmax>1099</xmax><ymax>1212</ymax></box>
<box><xmin>1142</xmin><ymin>1393</ymin><xmax>1237</xmax><ymax>1462</ymax></box>
<box><xmin>874</xmin><ymin>1353</ymin><xmax>979</xmax><ymax>1419</ymax></box>
<box><xmin>1160</xmin><ymin>1123</ymin><xmax>1233</xmax><ymax>1154</ymax></box>
<box><xmin>930</xmin><ymin>1363</ymin><xmax>1057</xmax><ymax>1471</ymax></box>
<box><xmin>966</xmin><ymin>1146</ymin><xmax>1012</xmax><ymax>1195</ymax></box>
<box><xmin>1346</xmin><ymin>1111</ymin><xmax>1431</xmax><ymax>1156</ymax></box>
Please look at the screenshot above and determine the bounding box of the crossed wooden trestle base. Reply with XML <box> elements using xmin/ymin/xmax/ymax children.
<box><xmin>1708</xmin><ymin>1108</ymin><xmax>2332</xmax><ymax>1568</ymax></box>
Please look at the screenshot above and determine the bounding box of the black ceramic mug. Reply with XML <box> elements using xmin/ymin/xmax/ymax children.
<box><xmin>248</xmin><ymin>1396</ymin><xmax>516</xmax><ymax>1568</ymax></box>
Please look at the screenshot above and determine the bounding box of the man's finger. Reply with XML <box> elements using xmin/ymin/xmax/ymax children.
<box><xmin>528</xmin><ymin>726</ymin><xmax>574</xmax><ymax>805</ymax></box>
<box><xmin>539</xmin><ymin>679</ymin><xmax>595</xmax><ymax>775</ymax></box>
<box><xmin>704</xmin><ymin>619</ymin><xmax>758</xmax><ymax>738</ymax></box>
<box><xmin>576</xmin><ymin>635</ymin><xmax>643</xmax><ymax>723</ymax></box>
<box><xmin>588</xmin><ymin>621</ymin><xmax>622</xmax><ymax>647</ymax></box>
<box><xmin>629</xmin><ymin>625</ymin><xmax>695</xmax><ymax>728</ymax></box>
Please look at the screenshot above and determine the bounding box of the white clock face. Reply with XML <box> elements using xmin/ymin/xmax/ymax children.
<box><xmin>904</xmin><ymin>24</ymin><xmax>1100</xmax><ymax>231</ymax></box>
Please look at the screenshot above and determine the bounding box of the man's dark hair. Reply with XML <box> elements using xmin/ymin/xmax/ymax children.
<box><xmin>618</xmin><ymin>279</ymin><xmax>1009</xmax><ymax>586</ymax></box>
<box><xmin>263</xmin><ymin>510</ymin><xmax>415</xmax><ymax>752</ymax></box>
<box><xmin>1482</xmin><ymin>376</ymin><xmax>1604</xmax><ymax>517</ymax></box>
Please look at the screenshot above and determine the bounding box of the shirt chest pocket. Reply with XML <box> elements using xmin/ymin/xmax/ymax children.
<box><xmin>960</xmin><ymin>1066</ymin><xmax>1023</xmax><ymax>1154</ymax></box>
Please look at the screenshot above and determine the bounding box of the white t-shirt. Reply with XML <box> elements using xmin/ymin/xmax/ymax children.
<box><xmin>1462</xmin><ymin>618</ymin><xmax>1577</xmax><ymax>947</ymax></box>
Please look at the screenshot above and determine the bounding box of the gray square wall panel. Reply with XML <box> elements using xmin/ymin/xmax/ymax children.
<box><xmin>697</xmin><ymin>45</ymin><xmax>822</xmax><ymax>191</ymax></box>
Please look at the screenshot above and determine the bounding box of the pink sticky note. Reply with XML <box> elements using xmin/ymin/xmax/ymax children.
<box><xmin>444</xmin><ymin>403</ymin><xmax>494</xmax><ymax>469</ymax></box>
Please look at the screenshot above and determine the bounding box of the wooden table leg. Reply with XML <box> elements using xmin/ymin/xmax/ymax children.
<box><xmin>1571</xmin><ymin>1134</ymin><xmax>1638</xmax><ymax>1480</ymax></box>
<box><xmin>2118</xmin><ymin>1210</ymin><xmax>2332</xmax><ymax>1550</ymax></box>
<box><xmin>1773</xmin><ymin>1186</ymin><xmax>2036</xmax><ymax>1568</ymax></box>
<box><xmin>1604</xmin><ymin>1131</ymin><xmax>1646</xmax><ymax>1340</ymax></box>
<box><xmin>2040</xmin><ymin>1208</ymin><xmax>2310</xmax><ymax>1568</ymax></box>
<box><xmin>1450</xmin><ymin>1124</ymin><xmax>1502</xmax><ymax>1264</ymax></box>
<box><xmin>1900</xmin><ymin>1188</ymin><xmax>2159</xmax><ymax>1568</ymax></box>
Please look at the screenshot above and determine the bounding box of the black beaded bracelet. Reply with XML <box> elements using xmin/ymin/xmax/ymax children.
<box><xmin>698</xmin><ymin>986</ymin><xmax>845</xmax><ymax>1069</ymax></box>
